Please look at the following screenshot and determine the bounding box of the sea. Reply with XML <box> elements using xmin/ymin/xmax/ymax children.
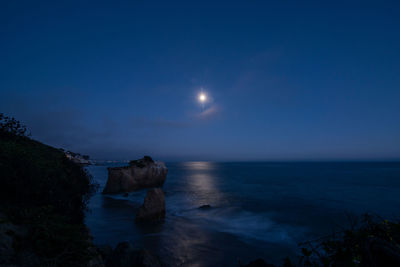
<box><xmin>85</xmin><ymin>161</ymin><xmax>400</xmax><ymax>266</ymax></box>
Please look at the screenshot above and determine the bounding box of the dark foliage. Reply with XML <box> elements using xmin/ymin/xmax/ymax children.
<box><xmin>0</xmin><ymin>113</ymin><xmax>30</xmax><ymax>138</ymax></box>
<box><xmin>284</xmin><ymin>214</ymin><xmax>400</xmax><ymax>267</ymax></box>
<box><xmin>0</xmin><ymin>131</ymin><xmax>96</xmax><ymax>223</ymax></box>
<box><xmin>129</xmin><ymin>155</ymin><xmax>154</xmax><ymax>168</ymax></box>
<box><xmin>0</xmin><ymin>114</ymin><xmax>98</xmax><ymax>266</ymax></box>
<box><xmin>143</xmin><ymin>155</ymin><xmax>154</xmax><ymax>162</ymax></box>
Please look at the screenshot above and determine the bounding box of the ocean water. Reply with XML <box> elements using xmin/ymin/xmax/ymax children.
<box><xmin>85</xmin><ymin>162</ymin><xmax>400</xmax><ymax>266</ymax></box>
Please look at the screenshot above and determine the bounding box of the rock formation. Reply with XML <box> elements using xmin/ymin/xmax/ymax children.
<box><xmin>0</xmin><ymin>213</ymin><xmax>40</xmax><ymax>266</ymax></box>
<box><xmin>136</xmin><ymin>188</ymin><xmax>166</xmax><ymax>222</ymax></box>
<box><xmin>97</xmin><ymin>242</ymin><xmax>162</xmax><ymax>267</ymax></box>
<box><xmin>241</xmin><ymin>259</ymin><xmax>276</xmax><ymax>267</ymax></box>
<box><xmin>102</xmin><ymin>156</ymin><xmax>168</xmax><ymax>194</ymax></box>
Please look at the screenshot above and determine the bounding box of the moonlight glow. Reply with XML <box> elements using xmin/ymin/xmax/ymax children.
<box><xmin>199</xmin><ymin>93</ymin><xmax>207</xmax><ymax>103</ymax></box>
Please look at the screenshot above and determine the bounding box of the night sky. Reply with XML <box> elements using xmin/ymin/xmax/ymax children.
<box><xmin>1</xmin><ymin>1</ymin><xmax>399</xmax><ymax>161</ymax></box>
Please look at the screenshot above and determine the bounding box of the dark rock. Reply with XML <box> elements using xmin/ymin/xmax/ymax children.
<box><xmin>0</xmin><ymin>224</ymin><xmax>15</xmax><ymax>264</ymax></box>
<box><xmin>96</xmin><ymin>245</ymin><xmax>113</xmax><ymax>263</ymax></box>
<box><xmin>198</xmin><ymin>204</ymin><xmax>212</xmax><ymax>209</ymax></box>
<box><xmin>123</xmin><ymin>193</ymin><xmax>129</xmax><ymax>197</ymax></box>
<box><xmin>241</xmin><ymin>258</ymin><xmax>276</xmax><ymax>267</ymax></box>
<box><xmin>0</xmin><ymin>215</ymin><xmax>28</xmax><ymax>265</ymax></box>
<box><xmin>131</xmin><ymin>249</ymin><xmax>162</xmax><ymax>267</ymax></box>
<box><xmin>103</xmin><ymin>157</ymin><xmax>168</xmax><ymax>194</ymax></box>
<box><xmin>107</xmin><ymin>242</ymin><xmax>133</xmax><ymax>267</ymax></box>
<box><xmin>15</xmin><ymin>250</ymin><xmax>42</xmax><ymax>267</ymax></box>
<box><xmin>136</xmin><ymin>188</ymin><xmax>165</xmax><ymax>222</ymax></box>
<box><xmin>86</xmin><ymin>245</ymin><xmax>106</xmax><ymax>267</ymax></box>
<box><xmin>107</xmin><ymin>242</ymin><xmax>162</xmax><ymax>267</ymax></box>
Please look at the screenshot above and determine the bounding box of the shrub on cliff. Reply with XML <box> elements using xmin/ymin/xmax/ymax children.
<box><xmin>0</xmin><ymin>113</ymin><xmax>30</xmax><ymax>138</ymax></box>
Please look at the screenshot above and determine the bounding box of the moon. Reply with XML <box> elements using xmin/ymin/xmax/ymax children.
<box><xmin>198</xmin><ymin>93</ymin><xmax>207</xmax><ymax>103</ymax></box>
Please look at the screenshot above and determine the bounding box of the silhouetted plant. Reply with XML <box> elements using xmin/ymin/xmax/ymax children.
<box><xmin>0</xmin><ymin>113</ymin><xmax>30</xmax><ymax>137</ymax></box>
<box><xmin>129</xmin><ymin>156</ymin><xmax>154</xmax><ymax>168</ymax></box>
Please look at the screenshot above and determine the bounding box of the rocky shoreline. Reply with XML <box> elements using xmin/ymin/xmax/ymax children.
<box><xmin>89</xmin><ymin>241</ymin><xmax>163</xmax><ymax>267</ymax></box>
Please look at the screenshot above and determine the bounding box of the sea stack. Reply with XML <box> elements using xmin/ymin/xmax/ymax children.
<box><xmin>102</xmin><ymin>156</ymin><xmax>168</xmax><ymax>194</ymax></box>
<box><xmin>136</xmin><ymin>188</ymin><xmax>166</xmax><ymax>222</ymax></box>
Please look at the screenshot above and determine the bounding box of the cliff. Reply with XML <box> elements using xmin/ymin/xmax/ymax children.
<box><xmin>0</xmin><ymin>115</ymin><xmax>98</xmax><ymax>266</ymax></box>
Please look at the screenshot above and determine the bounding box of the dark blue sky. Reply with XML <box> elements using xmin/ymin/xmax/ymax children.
<box><xmin>1</xmin><ymin>1</ymin><xmax>399</xmax><ymax>161</ymax></box>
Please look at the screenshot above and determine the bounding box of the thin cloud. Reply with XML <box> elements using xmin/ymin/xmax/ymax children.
<box><xmin>130</xmin><ymin>117</ymin><xmax>190</xmax><ymax>129</ymax></box>
<box><xmin>195</xmin><ymin>105</ymin><xmax>220</xmax><ymax>120</ymax></box>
